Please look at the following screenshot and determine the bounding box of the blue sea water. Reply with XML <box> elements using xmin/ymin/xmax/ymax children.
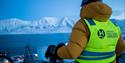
<box><xmin>0</xmin><ymin>33</ymin><xmax>70</xmax><ymax>55</ymax></box>
<box><xmin>0</xmin><ymin>33</ymin><xmax>125</xmax><ymax>63</ymax></box>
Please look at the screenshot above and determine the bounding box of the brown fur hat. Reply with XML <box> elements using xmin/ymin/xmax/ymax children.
<box><xmin>80</xmin><ymin>1</ymin><xmax>112</xmax><ymax>21</ymax></box>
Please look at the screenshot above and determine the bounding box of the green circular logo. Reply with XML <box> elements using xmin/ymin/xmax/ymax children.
<box><xmin>98</xmin><ymin>29</ymin><xmax>105</xmax><ymax>39</ymax></box>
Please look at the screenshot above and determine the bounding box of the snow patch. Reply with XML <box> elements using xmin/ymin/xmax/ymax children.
<box><xmin>0</xmin><ymin>17</ymin><xmax>77</xmax><ymax>34</ymax></box>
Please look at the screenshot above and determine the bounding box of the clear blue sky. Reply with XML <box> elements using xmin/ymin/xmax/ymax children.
<box><xmin>0</xmin><ymin>0</ymin><xmax>124</xmax><ymax>20</ymax></box>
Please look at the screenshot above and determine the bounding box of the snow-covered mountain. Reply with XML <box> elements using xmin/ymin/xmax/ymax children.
<box><xmin>0</xmin><ymin>17</ymin><xmax>124</xmax><ymax>36</ymax></box>
<box><xmin>0</xmin><ymin>17</ymin><xmax>77</xmax><ymax>34</ymax></box>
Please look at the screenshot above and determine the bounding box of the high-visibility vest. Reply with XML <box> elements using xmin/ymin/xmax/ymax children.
<box><xmin>75</xmin><ymin>18</ymin><xmax>121</xmax><ymax>63</ymax></box>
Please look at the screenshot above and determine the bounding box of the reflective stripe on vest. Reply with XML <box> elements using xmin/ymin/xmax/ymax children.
<box><xmin>75</xmin><ymin>18</ymin><xmax>120</xmax><ymax>63</ymax></box>
<box><xmin>78</xmin><ymin>50</ymin><xmax>115</xmax><ymax>60</ymax></box>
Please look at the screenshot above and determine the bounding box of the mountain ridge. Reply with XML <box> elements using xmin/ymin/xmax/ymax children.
<box><xmin>0</xmin><ymin>17</ymin><xmax>77</xmax><ymax>34</ymax></box>
<box><xmin>0</xmin><ymin>17</ymin><xmax>124</xmax><ymax>35</ymax></box>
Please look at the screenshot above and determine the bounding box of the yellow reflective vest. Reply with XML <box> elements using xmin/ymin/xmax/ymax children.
<box><xmin>75</xmin><ymin>18</ymin><xmax>120</xmax><ymax>63</ymax></box>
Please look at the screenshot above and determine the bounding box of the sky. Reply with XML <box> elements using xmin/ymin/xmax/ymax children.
<box><xmin>0</xmin><ymin>0</ymin><xmax>125</xmax><ymax>20</ymax></box>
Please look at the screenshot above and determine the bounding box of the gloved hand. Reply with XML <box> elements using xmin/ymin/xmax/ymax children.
<box><xmin>45</xmin><ymin>43</ymin><xmax>65</xmax><ymax>63</ymax></box>
<box><xmin>54</xmin><ymin>43</ymin><xmax>65</xmax><ymax>60</ymax></box>
<box><xmin>45</xmin><ymin>45</ymin><xmax>56</xmax><ymax>59</ymax></box>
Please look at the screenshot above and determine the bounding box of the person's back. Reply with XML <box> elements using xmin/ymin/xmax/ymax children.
<box><xmin>75</xmin><ymin>18</ymin><xmax>120</xmax><ymax>63</ymax></box>
<box><xmin>45</xmin><ymin>0</ymin><xmax>125</xmax><ymax>63</ymax></box>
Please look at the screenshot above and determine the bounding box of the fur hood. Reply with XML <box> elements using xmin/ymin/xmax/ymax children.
<box><xmin>80</xmin><ymin>1</ymin><xmax>112</xmax><ymax>21</ymax></box>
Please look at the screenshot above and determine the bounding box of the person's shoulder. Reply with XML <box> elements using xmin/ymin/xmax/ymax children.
<box><xmin>73</xmin><ymin>19</ymin><xmax>89</xmax><ymax>34</ymax></box>
<box><xmin>73</xmin><ymin>19</ymin><xmax>84</xmax><ymax>28</ymax></box>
